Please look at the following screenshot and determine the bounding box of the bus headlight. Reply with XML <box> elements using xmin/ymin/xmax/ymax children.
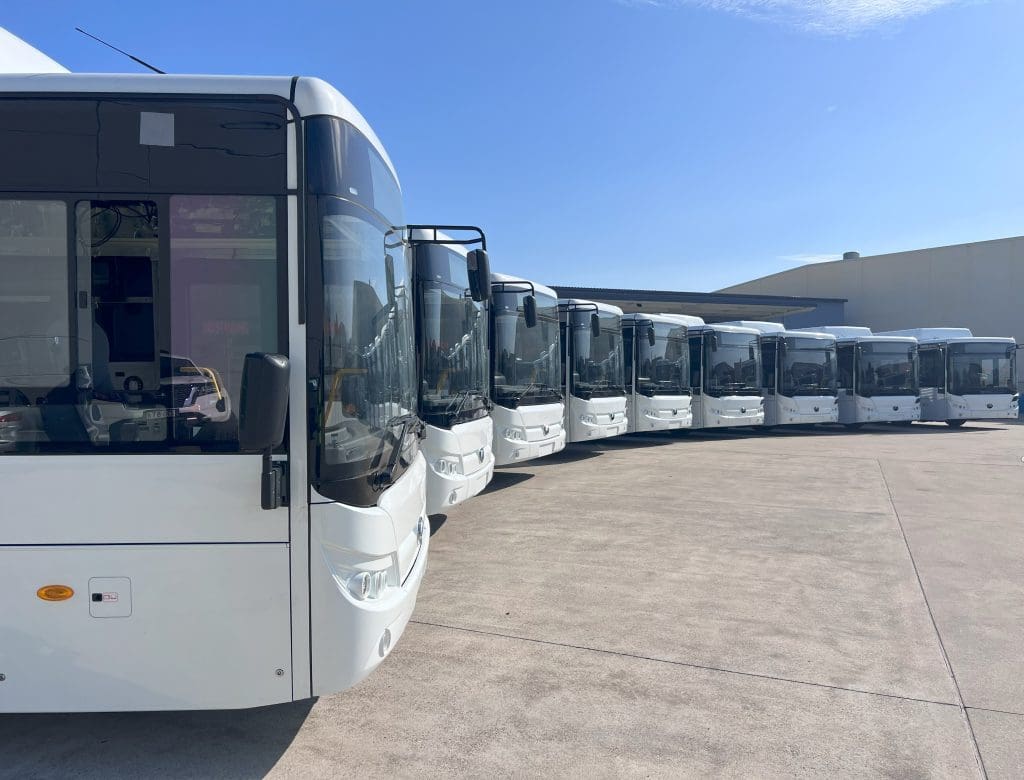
<box><xmin>579</xmin><ymin>414</ymin><xmax>596</xmax><ymax>424</ymax></box>
<box><xmin>347</xmin><ymin>569</ymin><xmax>391</xmax><ymax>601</ymax></box>
<box><xmin>503</xmin><ymin>427</ymin><xmax>525</xmax><ymax>441</ymax></box>
<box><xmin>434</xmin><ymin>457</ymin><xmax>460</xmax><ymax>476</ymax></box>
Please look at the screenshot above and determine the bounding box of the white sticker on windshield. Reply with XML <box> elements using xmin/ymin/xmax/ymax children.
<box><xmin>140</xmin><ymin>111</ymin><xmax>174</xmax><ymax>146</ymax></box>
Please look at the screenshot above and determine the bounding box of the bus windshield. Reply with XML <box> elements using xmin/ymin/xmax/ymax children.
<box><xmin>309</xmin><ymin>116</ymin><xmax>419</xmax><ymax>503</ymax></box>
<box><xmin>492</xmin><ymin>288</ymin><xmax>561</xmax><ymax>408</ymax></box>
<box><xmin>705</xmin><ymin>331</ymin><xmax>760</xmax><ymax>396</ymax></box>
<box><xmin>857</xmin><ymin>342</ymin><xmax>918</xmax><ymax>397</ymax></box>
<box><xmin>415</xmin><ymin>245</ymin><xmax>489</xmax><ymax>427</ymax></box>
<box><xmin>636</xmin><ymin>322</ymin><xmax>689</xmax><ymax>397</ymax></box>
<box><xmin>781</xmin><ymin>336</ymin><xmax>837</xmax><ymax>397</ymax></box>
<box><xmin>569</xmin><ymin>310</ymin><xmax>625</xmax><ymax>399</ymax></box>
<box><xmin>948</xmin><ymin>342</ymin><xmax>1017</xmax><ymax>395</ymax></box>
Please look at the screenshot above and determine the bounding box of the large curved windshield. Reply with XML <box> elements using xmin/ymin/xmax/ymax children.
<box><xmin>308</xmin><ymin>116</ymin><xmax>418</xmax><ymax>505</ymax></box>
<box><xmin>857</xmin><ymin>342</ymin><xmax>917</xmax><ymax>397</ymax></box>
<box><xmin>415</xmin><ymin>245</ymin><xmax>489</xmax><ymax>427</ymax></box>
<box><xmin>636</xmin><ymin>322</ymin><xmax>689</xmax><ymax>396</ymax></box>
<box><xmin>492</xmin><ymin>288</ymin><xmax>561</xmax><ymax>408</ymax></box>
<box><xmin>781</xmin><ymin>336</ymin><xmax>837</xmax><ymax>396</ymax></box>
<box><xmin>705</xmin><ymin>331</ymin><xmax>760</xmax><ymax>396</ymax></box>
<box><xmin>568</xmin><ymin>310</ymin><xmax>625</xmax><ymax>399</ymax></box>
<box><xmin>948</xmin><ymin>342</ymin><xmax>1016</xmax><ymax>395</ymax></box>
<box><xmin>319</xmin><ymin>203</ymin><xmax>416</xmax><ymax>479</ymax></box>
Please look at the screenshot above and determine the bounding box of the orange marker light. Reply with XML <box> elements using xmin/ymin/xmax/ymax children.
<box><xmin>37</xmin><ymin>585</ymin><xmax>74</xmax><ymax>602</ymax></box>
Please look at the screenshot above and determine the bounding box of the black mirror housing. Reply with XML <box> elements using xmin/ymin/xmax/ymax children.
<box><xmin>647</xmin><ymin>326</ymin><xmax>656</xmax><ymax>347</ymax></box>
<box><xmin>523</xmin><ymin>294</ymin><xmax>538</xmax><ymax>328</ymax></box>
<box><xmin>239</xmin><ymin>353</ymin><xmax>289</xmax><ymax>452</ymax></box>
<box><xmin>590</xmin><ymin>312</ymin><xmax>601</xmax><ymax>338</ymax></box>
<box><xmin>384</xmin><ymin>253</ymin><xmax>397</xmax><ymax>307</ymax></box>
<box><xmin>467</xmin><ymin>249</ymin><xmax>492</xmax><ymax>302</ymax></box>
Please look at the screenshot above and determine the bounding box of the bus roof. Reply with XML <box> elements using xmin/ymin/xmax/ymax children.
<box><xmin>491</xmin><ymin>272</ymin><xmax>558</xmax><ymax>301</ymax></box>
<box><xmin>880</xmin><ymin>329</ymin><xmax>1016</xmax><ymax>346</ymax></box>
<box><xmin>795</xmin><ymin>326</ymin><xmax>916</xmax><ymax>344</ymax></box>
<box><xmin>689</xmin><ymin>322</ymin><xmax>762</xmax><ymax>337</ymax></box>
<box><xmin>620</xmin><ymin>312</ymin><xmax>691</xmax><ymax>327</ymax></box>
<box><xmin>657</xmin><ymin>313</ymin><xmax>706</xmax><ymax>328</ymax></box>
<box><xmin>0</xmin><ymin>72</ymin><xmax>398</xmax><ymax>182</ymax></box>
<box><xmin>558</xmin><ymin>298</ymin><xmax>624</xmax><ymax>317</ymax></box>
<box><xmin>720</xmin><ymin>321</ymin><xmax>836</xmax><ymax>341</ymax></box>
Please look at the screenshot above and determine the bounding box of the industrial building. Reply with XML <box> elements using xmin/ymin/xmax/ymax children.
<box><xmin>718</xmin><ymin>236</ymin><xmax>1024</xmax><ymax>385</ymax></box>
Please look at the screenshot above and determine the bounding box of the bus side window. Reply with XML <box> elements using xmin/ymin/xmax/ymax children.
<box><xmin>622</xmin><ymin>326</ymin><xmax>634</xmax><ymax>389</ymax></box>
<box><xmin>919</xmin><ymin>347</ymin><xmax>944</xmax><ymax>391</ymax></box>
<box><xmin>837</xmin><ymin>344</ymin><xmax>854</xmax><ymax>390</ymax></box>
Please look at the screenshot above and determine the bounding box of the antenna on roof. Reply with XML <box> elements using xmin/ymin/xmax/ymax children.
<box><xmin>74</xmin><ymin>27</ymin><xmax>165</xmax><ymax>74</ymax></box>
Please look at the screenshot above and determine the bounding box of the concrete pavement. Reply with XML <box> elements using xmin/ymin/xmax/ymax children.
<box><xmin>2</xmin><ymin>421</ymin><xmax>1022</xmax><ymax>777</ymax></box>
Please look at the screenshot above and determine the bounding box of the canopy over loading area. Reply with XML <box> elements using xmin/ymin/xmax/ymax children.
<box><xmin>551</xmin><ymin>286</ymin><xmax>846</xmax><ymax>328</ymax></box>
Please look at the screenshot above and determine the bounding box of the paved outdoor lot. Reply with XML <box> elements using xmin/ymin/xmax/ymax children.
<box><xmin>3</xmin><ymin>421</ymin><xmax>1023</xmax><ymax>778</ymax></box>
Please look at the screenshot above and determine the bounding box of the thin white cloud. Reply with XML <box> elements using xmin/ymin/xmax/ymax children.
<box><xmin>619</xmin><ymin>0</ymin><xmax>977</xmax><ymax>35</ymax></box>
<box><xmin>779</xmin><ymin>252</ymin><xmax>842</xmax><ymax>264</ymax></box>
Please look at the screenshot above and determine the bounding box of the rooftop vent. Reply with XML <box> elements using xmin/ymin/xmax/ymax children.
<box><xmin>842</xmin><ymin>251</ymin><xmax>860</xmax><ymax>260</ymax></box>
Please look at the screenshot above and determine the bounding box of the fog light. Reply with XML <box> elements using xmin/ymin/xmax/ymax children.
<box><xmin>348</xmin><ymin>572</ymin><xmax>371</xmax><ymax>601</ymax></box>
<box><xmin>449</xmin><ymin>490</ymin><xmax>458</xmax><ymax>504</ymax></box>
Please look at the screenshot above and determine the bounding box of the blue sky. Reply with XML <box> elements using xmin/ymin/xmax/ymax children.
<box><xmin>4</xmin><ymin>1</ymin><xmax>1023</xmax><ymax>291</ymax></box>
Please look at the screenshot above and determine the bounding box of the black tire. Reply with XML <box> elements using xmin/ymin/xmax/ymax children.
<box><xmin>946</xmin><ymin>419</ymin><xmax>967</xmax><ymax>428</ymax></box>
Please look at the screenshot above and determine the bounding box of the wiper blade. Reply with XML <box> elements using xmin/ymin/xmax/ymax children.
<box><xmin>373</xmin><ymin>413</ymin><xmax>423</xmax><ymax>488</ymax></box>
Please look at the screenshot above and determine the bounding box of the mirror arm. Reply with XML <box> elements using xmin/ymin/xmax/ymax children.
<box><xmin>261</xmin><ymin>449</ymin><xmax>288</xmax><ymax>510</ymax></box>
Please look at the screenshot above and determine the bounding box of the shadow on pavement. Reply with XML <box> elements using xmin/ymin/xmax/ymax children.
<box><xmin>428</xmin><ymin>513</ymin><xmax>448</xmax><ymax>536</ymax></box>
<box><xmin>482</xmin><ymin>471</ymin><xmax>535</xmax><ymax>494</ymax></box>
<box><xmin>0</xmin><ymin>699</ymin><xmax>316</xmax><ymax>780</ymax></box>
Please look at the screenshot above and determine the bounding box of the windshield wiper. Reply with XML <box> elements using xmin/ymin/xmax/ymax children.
<box><xmin>447</xmin><ymin>387</ymin><xmax>488</xmax><ymax>420</ymax></box>
<box><xmin>373</xmin><ymin>414</ymin><xmax>423</xmax><ymax>489</ymax></box>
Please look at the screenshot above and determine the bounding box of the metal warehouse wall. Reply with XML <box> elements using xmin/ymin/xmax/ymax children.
<box><xmin>720</xmin><ymin>236</ymin><xmax>1024</xmax><ymax>384</ymax></box>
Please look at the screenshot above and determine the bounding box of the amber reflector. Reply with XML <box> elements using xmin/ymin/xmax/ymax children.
<box><xmin>37</xmin><ymin>585</ymin><xmax>74</xmax><ymax>601</ymax></box>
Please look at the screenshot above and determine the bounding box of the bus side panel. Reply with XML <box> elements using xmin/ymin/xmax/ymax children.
<box><xmin>0</xmin><ymin>544</ymin><xmax>292</xmax><ymax>712</ymax></box>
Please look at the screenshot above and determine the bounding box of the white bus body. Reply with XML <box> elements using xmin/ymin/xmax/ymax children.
<box><xmin>490</xmin><ymin>273</ymin><xmax>565</xmax><ymax>464</ymax></box>
<box><xmin>409</xmin><ymin>229</ymin><xmax>494</xmax><ymax>514</ymax></box>
<box><xmin>721</xmin><ymin>322</ymin><xmax>839</xmax><ymax>426</ymax></box>
<box><xmin>0</xmin><ymin>74</ymin><xmax>428</xmax><ymax>711</ymax></box>
<box><xmin>621</xmin><ymin>313</ymin><xmax>693</xmax><ymax>432</ymax></box>
<box><xmin>878</xmin><ymin>328</ymin><xmax>1019</xmax><ymax>426</ymax></box>
<box><xmin>797</xmin><ymin>327</ymin><xmax>920</xmax><ymax>426</ymax></box>
<box><xmin>671</xmin><ymin>319</ymin><xmax>764</xmax><ymax>429</ymax></box>
<box><xmin>558</xmin><ymin>299</ymin><xmax>628</xmax><ymax>442</ymax></box>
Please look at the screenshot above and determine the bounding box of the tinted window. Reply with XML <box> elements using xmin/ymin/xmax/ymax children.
<box><xmin>919</xmin><ymin>347</ymin><xmax>945</xmax><ymax>390</ymax></box>
<box><xmin>837</xmin><ymin>344</ymin><xmax>854</xmax><ymax>390</ymax></box>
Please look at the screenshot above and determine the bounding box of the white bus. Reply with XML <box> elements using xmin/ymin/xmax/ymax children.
<box><xmin>674</xmin><ymin>320</ymin><xmax>764</xmax><ymax>429</ymax></box>
<box><xmin>621</xmin><ymin>313</ymin><xmax>693</xmax><ymax>432</ymax></box>
<box><xmin>558</xmin><ymin>299</ymin><xmax>629</xmax><ymax>442</ymax></box>
<box><xmin>0</xmin><ymin>74</ymin><xmax>429</xmax><ymax>712</ymax></box>
<box><xmin>721</xmin><ymin>322</ymin><xmax>839</xmax><ymax>427</ymax></box>
<box><xmin>798</xmin><ymin>327</ymin><xmax>920</xmax><ymax>427</ymax></box>
<box><xmin>878</xmin><ymin>328</ymin><xmax>1018</xmax><ymax>426</ymax></box>
<box><xmin>490</xmin><ymin>273</ymin><xmax>566</xmax><ymax>464</ymax></box>
<box><xmin>406</xmin><ymin>228</ymin><xmax>494</xmax><ymax>514</ymax></box>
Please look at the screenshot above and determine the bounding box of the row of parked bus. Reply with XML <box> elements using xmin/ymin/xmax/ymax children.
<box><xmin>0</xmin><ymin>72</ymin><xmax>1018</xmax><ymax>715</ymax></box>
<box><xmin>414</xmin><ymin>242</ymin><xmax>1020</xmax><ymax>515</ymax></box>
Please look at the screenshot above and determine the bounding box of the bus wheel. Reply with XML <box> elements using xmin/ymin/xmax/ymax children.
<box><xmin>946</xmin><ymin>419</ymin><xmax>967</xmax><ymax>428</ymax></box>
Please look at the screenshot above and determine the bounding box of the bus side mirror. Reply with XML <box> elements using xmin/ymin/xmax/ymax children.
<box><xmin>590</xmin><ymin>313</ymin><xmax>601</xmax><ymax>338</ymax></box>
<box><xmin>523</xmin><ymin>294</ymin><xmax>537</xmax><ymax>328</ymax></box>
<box><xmin>647</xmin><ymin>327</ymin><xmax>656</xmax><ymax>347</ymax></box>
<box><xmin>467</xmin><ymin>249</ymin><xmax>491</xmax><ymax>303</ymax></box>
<box><xmin>385</xmin><ymin>253</ymin><xmax>397</xmax><ymax>307</ymax></box>
<box><xmin>239</xmin><ymin>353</ymin><xmax>290</xmax><ymax>510</ymax></box>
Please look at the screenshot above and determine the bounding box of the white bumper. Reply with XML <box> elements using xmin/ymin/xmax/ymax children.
<box><xmin>772</xmin><ymin>395</ymin><xmax>839</xmax><ymax>425</ymax></box>
<box><xmin>856</xmin><ymin>395</ymin><xmax>920</xmax><ymax>423</ymax></box>
<box><xmin>946</xmin><ymin>394</ymin><xmax>1019</xmax><ymax>421</ymax></box>
<box><xmin>567</xmin><ymin>395</ymin><xmax>628</xmax><ymax>442</ymax></box>
<box><xmin>423</xmin><ymin>416</ymin><xmax>495</xmax><ymax>514</ymax></box>
<box><xmin>491</xmin><ymin>402</ymin><xmax>566</xmax><ymax>466</ymax></box>
<box><xmin>701</xmin><ymin>395</ymin><xmax>764</xmax><ymax>428</ymax></box>
<box><xmin>630</xmin><ymin>394</ymin><xmax>693</xmax><ymax>432</ymax></box>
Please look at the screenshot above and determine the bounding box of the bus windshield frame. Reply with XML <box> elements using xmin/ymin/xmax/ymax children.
<box><xmin>635</xmin><ymin>321</ymin><xmax>690</xmax><ymax>397</ymax></box>
<box><xmin>491</xmin><ymin>287</ymin><xmax>561</xmax><ymax>409</ymax></box>
<box><xmin>704</xmin><ymin>330</ymin><xmax>761</xmax><ymax>397</ymax></box>
<box><xmin>947</xmin><ymin>341</ymin><xmax>1017</xmax><ymax>396</ymax></box>
<box><xmin>413</xmin><ymin>244</ymin><xmax>489</xmax><ymax>428</ymax></box>
<box><xmin>855</xmin><ymin>341</ymin><xmax>918</xmax><ymax>397</ymax></box>
<box><xmin>780</xmin><ymin>336</ymin><xmax>838</xmax><ymax>397</ymax></box>
<box><xmin>567</xmin><ymin>310</ymin><xmax>625</xmax><ymax>400</ymax></box>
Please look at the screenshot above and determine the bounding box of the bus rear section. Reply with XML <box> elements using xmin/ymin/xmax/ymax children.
<box><xmin>558</xmin><ymin>299</ymin><xmax>628</xmax><ymax>442</ymax></box>
<box><xmin>0</xmin><ymin>75</ymin><xmax>428</xmax><ymax>711</ymax></box>
<box><xmin>622</xmin><ymin>313</ymin><xmax>693</xmax><ymax>432</ymax></box>
<box><xmin>490</xmin><ymin>273</ymin><xmax>565</xmax><ymax>464</ymax></box>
